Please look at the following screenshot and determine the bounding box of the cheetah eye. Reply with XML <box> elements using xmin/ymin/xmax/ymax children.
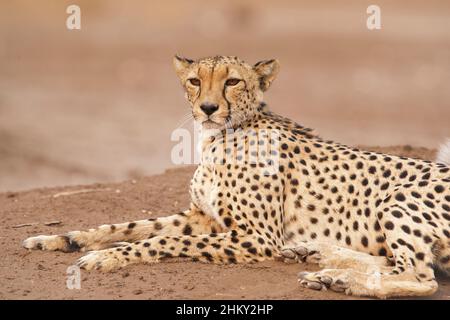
<box><xmin>225</xmin><ymin>78</ymin><xmax>241</xmax><ymax>86</ymax></box>
<box><xmin>188</xmin><ymin>78</ymin><xmax>201</xmax><ymax>86</ymax></box>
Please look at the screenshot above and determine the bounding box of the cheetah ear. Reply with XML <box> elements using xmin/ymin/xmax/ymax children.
<box><xmin>253</xmin><ymin>59</ymin><xmax>280</xmax><ymax>91</ymax></box>
<box><xmin>173</xmin><ymin>55</ymin><xmax>194</xmax><ymax>78</ymax></box>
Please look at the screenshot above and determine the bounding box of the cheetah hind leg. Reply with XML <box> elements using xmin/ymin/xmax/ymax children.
<box><xmin>22</xmin><ymin>207</ymin><xmax>222</xmax><ymax>252</ymax></box>
<box><xmin>297</xmin><ymin>267</ymin><xmax>438</xmax><ymax>298</ymax></box>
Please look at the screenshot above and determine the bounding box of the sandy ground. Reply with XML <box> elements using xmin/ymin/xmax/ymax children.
<box><xmin>1</xmin><ymin>146</ymin><xmax>449</xmax><ymax>300</ymax></box>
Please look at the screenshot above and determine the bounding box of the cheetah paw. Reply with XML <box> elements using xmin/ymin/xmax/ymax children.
<box><xmin>23</xmin><ymin>235</ymin><xmax>56</xmax><ymax>250</ymax></box>
<box><xmin>76</xmin><ymin>250</ymin><xmax>125</xmax><ymax>272</ymax></box>
<box><xmin>22</xmin><ymin>234</ymin><xmax>82</xmax><ymax>252</ymax></box>
<box><xmin>280</xmin><ymin>243</ymin><xmax>322</xmax><ymax>264</ymax></box>
<box><xmin>298</xmin><ymin>270</ymin><xmax>350</xmax><ymax>294</ymax></box>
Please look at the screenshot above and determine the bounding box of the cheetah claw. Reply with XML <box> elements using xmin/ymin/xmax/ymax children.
<box><xmin>281</xmin><ymin>244</ymin><xmax>322</xmax><ymax>264</ymax></box>
<box><xmin>298</xmin><ymin>271</ymin><xmax>349</xmax><ymax>293</ymax></box>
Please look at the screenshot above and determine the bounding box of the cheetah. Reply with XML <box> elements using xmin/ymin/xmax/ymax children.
<box><xmin>23</xmin><ymin>55</ymin><xmax>450</xmax><ymax>299</ymax></box>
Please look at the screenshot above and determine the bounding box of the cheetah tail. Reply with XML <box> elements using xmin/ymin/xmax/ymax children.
<box><xmin>436</xmin><ymin>138</ymin><xmax>450</xmax><ymax>165</ymax></box>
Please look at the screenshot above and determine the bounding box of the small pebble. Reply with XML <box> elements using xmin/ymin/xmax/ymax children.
<box><xmin>133</xmin><ymin>289</ymin><xmax>143</xmax><ymax>295</ymax></box>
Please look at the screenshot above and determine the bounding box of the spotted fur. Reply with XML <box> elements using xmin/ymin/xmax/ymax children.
<box><xmin>23</xmin><ymin>56</ymin><xmax>450</xmax><ymax>298</ymax></box>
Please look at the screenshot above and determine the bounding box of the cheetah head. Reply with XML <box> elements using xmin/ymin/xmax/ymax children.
<box><xmin>173</xmin><ymin>55</ymin><xmax>280</xmax><ymax>130</ymax></box>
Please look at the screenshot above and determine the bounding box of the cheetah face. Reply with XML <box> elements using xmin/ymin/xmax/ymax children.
<box><xmin>173</xmin><ymin>55</ymin><xmax>279</xmax><ymax>129</ymax></box>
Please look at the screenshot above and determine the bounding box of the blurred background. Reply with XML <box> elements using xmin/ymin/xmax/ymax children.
<box><xmin>0</xmin><ymin>0</ymin><xmax>449</xmax><ymax>192</ymax></box>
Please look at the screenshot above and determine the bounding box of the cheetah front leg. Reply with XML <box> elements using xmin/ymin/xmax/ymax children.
<box><xmin>75</xmin><ymin>231</ymin><xmax>274</xmax><ymax>272</ymax></box>
<box><xmin>22</xmin><ymin>205</ymin><xmax>224</xmax><ymax>252</ymax></box>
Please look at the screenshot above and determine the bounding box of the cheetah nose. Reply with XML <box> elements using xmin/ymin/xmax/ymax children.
<box><xmin>200</xmin><ymin>103</ymin><xmax>219</xmax><ymax>116</ymax></box>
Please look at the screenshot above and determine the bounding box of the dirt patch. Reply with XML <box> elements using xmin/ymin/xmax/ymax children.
<box><xmin>0</xmin><ymin>146</ymin><xmax>449</xmax><ymax>300</ymax></box>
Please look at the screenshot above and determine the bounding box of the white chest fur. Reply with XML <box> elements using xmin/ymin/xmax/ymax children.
<box><xmin>190</xmin><ymin>166</ymin><xmax>223</xmax><ymax>225</ymax></box>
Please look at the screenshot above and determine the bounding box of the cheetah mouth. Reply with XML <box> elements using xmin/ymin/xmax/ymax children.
<box><xmin>201</xmin><ymin>119</ymin><xmax>223</xmax><ymax>129</ymax></box>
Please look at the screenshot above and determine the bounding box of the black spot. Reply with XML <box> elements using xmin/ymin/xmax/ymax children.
<box><xmin>241</xmin><ymin>241</ymin><xmax>252</xmax><ymax>248</ymax></box>
<box><xmin>345</xmin><ymin>236</ymin><xmax>351</xmax><ymax>245</ymax></box>
<box><xmin>374</xmin><ymin>221</ymin><xmax>381</xmax><ymax>231</ymax></box>
<box><xmin>415</xmin><ymin>252</ymin><xmax>425</xmax><ymax>261</ymax></box>
<box><xmin>154</xmin><ymin>222</ymin><xmax>163</xmax><ymax>230</ymax></box>
<box><xmin>385</xmin><ymin>221</ymin><xmax>395</xmax><ymax>230</ymax></box>
<box><xmin>182</xmin><ymin>224</ymin><xmax>193</xmax><ymax>235</ymax></box>
<box><xmin>224</xmin><ymin>248</ymin><xmax>235</xmax><ymax>256</ymax></box>
<box><xmin>423</xmin><ymin>200</ymin><xmax>435</xmax><ymax>209</ymax></box>
<box><xmin>223</xmin><ymin>217</ymin><xmax>233</xmax><ymax>227</ymax></box>
<box><xmin>401</xmin><ymin>225</ymin><xmax>411</xmax><ymax>234</ymax></box>
<box><xmin>201</xmin><ymin>252</ymin><xmax>213</xmax><ymax>262</ymax></box>
<box><xmin>411</xmin><ymin>191</ymin><xmax>421</xmax><ymax>198</ymax></box>
<box><xmin>61</xmin><ymin>236</ymin><xmax>81</xmax><ymax>252</ymax></box>
<box><xmin>381</xmin><ymin>182</ymin><xmax>389</xmax><ymax>190</ymax></box>
<box><xmin>422</xmin><ymin>212</ymin><xmax>432</xmax><ymax>221</ymax></box>
<box><xmin>413</xmin><ymin>229</ymin><xmax>422</xmax><ymax>237</ymax></box>
<box><xmin>197</xmin><ymin>242</ymin><xmax>206</xmax><ymax>249</ymax></box>
<box><xmin>392</xmin><ymin>210</ymin><xmax>403</xmax><ymax>218</ymax></box>
<box><xmin>407</xmin><ymin>203</ymin><xmax>419</xmax><ymax>211</ymax></box>
<box><xmin>361</xmin><ymin>236</ymin><xmax>369</xmax><ymax>247</ymax></box>
<box><xmin>412</xmin><ymin>216</ymin><xmax>422</xmax><ymax>223</ymax></box>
